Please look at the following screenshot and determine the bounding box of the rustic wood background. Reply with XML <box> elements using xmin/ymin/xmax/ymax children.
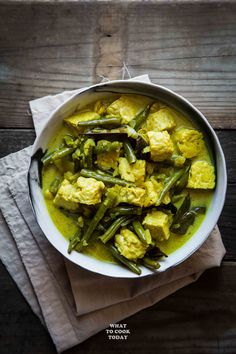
<box><xmin>0</xmin><ymin>1</ymin><xmax>236</xmax><ymax>353</ymax></box>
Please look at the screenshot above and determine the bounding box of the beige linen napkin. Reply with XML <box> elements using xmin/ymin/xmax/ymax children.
<box><xmin>0</xmin><ymin>75</ymin><xmax>226</xmax><ymax>353</ymax></box>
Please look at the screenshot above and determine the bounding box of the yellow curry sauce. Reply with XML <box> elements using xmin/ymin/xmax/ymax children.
<box><xmin>42</xmin><ymin>96</ymin><xmax>214</xmax><ymax>264</ymax></box>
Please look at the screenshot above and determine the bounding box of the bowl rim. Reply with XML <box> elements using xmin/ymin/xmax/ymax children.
<box><xmin>28</xmin><ymin>79</ymin><xmax>227</xmax><ymax>278</ymax></box>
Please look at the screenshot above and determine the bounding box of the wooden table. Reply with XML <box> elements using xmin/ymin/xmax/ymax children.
<box><xmin>0</xmin><ymin>1</ymin><xmax>236</xmax><ymax>353</ymax></box>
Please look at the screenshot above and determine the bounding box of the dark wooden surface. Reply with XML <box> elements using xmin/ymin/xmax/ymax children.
<box><xmin>0</xmin><ymin>1</ymin><xmax>236</xmax><ymax>354</ymax></box>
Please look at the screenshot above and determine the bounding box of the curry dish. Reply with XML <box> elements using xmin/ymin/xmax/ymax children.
<box><xmin>42</xmin><ymin>94</ymin><xmax>215</xmax><ymax>275</ymax></box>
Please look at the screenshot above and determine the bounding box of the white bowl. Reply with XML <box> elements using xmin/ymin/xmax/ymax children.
<box><xmin>28</xmin><ymin>80</ymin><xmax>227</xmax><ymax>278</ymax></box>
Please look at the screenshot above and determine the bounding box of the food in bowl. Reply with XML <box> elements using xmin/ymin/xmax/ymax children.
<box><xmin>41</xmin><ymin>93</ymin><xmax>215</xmax><ymax>275</ymax></box>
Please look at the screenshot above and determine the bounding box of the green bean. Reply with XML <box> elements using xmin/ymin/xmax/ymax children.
<box><xmin>78</xmin><ymin>139</ymin><xmax>87</xmax><ymax>169</ymax></box>
<box><xmin>42</xmin><ymin>147</ymin><xmax>75</xmax><ymax>166</ymax></box>
<box><xmin>123</xmin><ymin>140</ymin><xmax>137</xmax><ymax>164</ymax></box>
<box><xmin>77</xmin><ymin>192</ymin><xmax>117</xmax><ymax>250</ymax></box>
<box><xmin>94</xmin><ymin>140</ymin><xmax>122</xmax><ymax>154</ymax></box>
<box><xmin>125</xmin><ymin>126</ymin><xmax>143</xmax><ymax>139</ymax></box>
<box><xmin>83</xmin><ymin>127</ymin><xmax>127</xmax><ymax>139</ymax></box>
<box><xmin>49</xmin><ymin>177</ymin><xmax>61</xmax><ymax>195</ymax></box>
<box><xmin>74</xmin><ymin>138</ymin><xmax>95</xmax><ymax>169</ymax></box>
<box><xmin>72</xmin><ymin>148</ymin><xmax>81</xmax><ymax>161</ymax></box>
<box><xmin>78</xmin><ymin>117</ymin><xmax>121</xmax><ymax>128</ymax></box>
<box><xmin>67</xmin><ymin>229</ymin><xmax>82</xmax><ymax>254</ymax></box>
<box><xmin>108</xmin><ymin>244</ymin><xmax>142</xmax><ymax>275</ymax></box>
<box><xmin>96</xmin><ymin>223</ymin><xmax>107</xmax><ymax>233</ymax></box>
<box><xmin>63</xmin><ymin>134</ymin><xmax>75</xmax><ymax>147</ymax></box>
<box><xmin>100</xmin><ymin>216</ymin><xmax>130</xmax><ymax>244</ymax></box>
<box><xmin>129</xmin><ymin>106</ymin><xmax>150</xmax><ymax>130</ymax></box>
<box><xmin>109</xmin><ymin>206</ymin><xmax>142</xmax><ymax>218</ymax></box>
<box><xmin>103</xmin><ymin>215</ymin><xmax>114</xmax><ymax>229</ymax></box>
<box><xmin>41</xmin><ymin>151</ymin><xmax>57</xmax><ymax>165</ymax></box>
<box><xmin>66</xmin><ymin>171</ymin><xmax>80</xmax><ymax>183</ymax></box>
<box><xmin>132</xmin><ymin>220</ymin><xmax>150</xmax><ymax>244</ymax></box>
<box><xmin>80</xmin><ymin>169</ymin><xmax>134</xmax><ymax>187</ymax></box>
<box><xmin>84</xmin><ymin>126</ymin><xmax>148</xmax><ymax>158</ymax></box>
<box><xmin>95</xmin><ymin>168</ymin><xmax>113</xmax><ymax>176</ymax></box>
<box><xmin>84</xmin><ymin>126</ymin><xmax>139</xmax><ymax>140</ymax></box>
<box><xmin>121</xmin><ymin>216</ymin><xmax>138</xmax><ymax>227</ymax></box>
<box><xmin>51</xmin><ymin>147</ymin><xmax>74</xmax><ymax>161</ymax></box>
<box><xmin>156</xmin><ymin>168</ymin><xmax>185</xmax><ymax>205</ymax></box>
<box><xmin>74</xmin><ymin>138</ymin><xmax>83</xmax><ymax>149</ymax></box>
<box><xmin>143</xmin><ymin>257</ymin><xmax>160</xmax><ymax>270</ymax></box>
<box><xmin>83</xmin><ymin>139</ymin><xmax>95</xmax><ymax>169</ymax></box>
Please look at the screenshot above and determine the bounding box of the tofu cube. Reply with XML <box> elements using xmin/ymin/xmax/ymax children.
<box><xmin>108</xmin><ymin>185</ymin><xmax>146</xmax><ymax>207</ymax></box>
<box><xmin>53</xmin><ymin>177</ymin><xmax>105</xmax><ymax>209</ymax></box>
<box><xmin>147</xmin><ymin>131</ymin><xmax>174</xmax><ymax>162</ymax></box>
<box><xmin>97</xmin><ymin>150</ymin><xmax>120</xmax><ymax>170</ymax></box>
<box><xmin>119</xmin><ymin>186</ymin><xmax>146</xmax><ymax>207</ymax></box>
<box><xmin>64</xmin><ymin>111</ymin><xmax>100</xmax><ymax>130</ymax></box>
<box><xmin>53</xmin><ymin>179</ymin><xmax>79</xmax><ymax>210</ymax></box>
<box><xmin>175</xmin><ymin>128</ymin><xmax>203</xmax><ymax>158</ymax></box>
<box><xmin>115</xmin><ymin>229</ymin><xmax>148</xmax><ymax>261</ymax></box>
<box><xmin>118</xmin><ymin>158</ymin><xmax>146</xmax><ymax>183</ymax></box>
<box><xmin>94</xmin><ymin>98</ymin><xmax>114</xmax><ymax>115</ymax></box>
<box><xmin>143</xmin><ymin>210</ymin><xmax>170</xmax><ymax>241</ymax></box>
<box><xmin>187</xmin><ymin>161</ymin><xmax>215</xmax><ymax>189</ymax></box>
<box><xmin>76</xmin><ymin>177</ymin><xmax>105</xmax><ymax>204</ymax></box>
<box><xmin>149</xmin><ymin>102</ymin><xmax>161</xmax><ymax>114</ymax></box>
<box><xmin>106</xmin><ymin>94</ymin><xmax>152</xmax><ymax>124</ymax></box>
<box><xmin>146</xmin><ymin>107</ymin><xmax>176</xmax><ymax>132</ymax></box>
<box><xmin>144</xmin><ymin>179</ymin><xmax>170</xmax><ymax>207</ymax></box>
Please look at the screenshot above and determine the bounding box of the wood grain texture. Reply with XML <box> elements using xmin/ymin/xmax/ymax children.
<box><xmin>0</xmin><ymin>1</ymin><xmax>236</xmax><ymax>128</ymax></box>
<box><xmin>0</xmin><ymin>129</ymin><xmax>36</xmax><ymax>156</ymax></box>
<box><xmin>1</xmin><ymin>261</ymin><xmax>236</xmax><ymax>354</ymax></box>
<box><xmin>218</xmin><ymin>184</ymin><xmax>236</xmax><ymax>261</ymax></box>
<box><xmin>0</xmin><ymin>262</ymin><xmax>55</xmax><ymax>354</ymax></box>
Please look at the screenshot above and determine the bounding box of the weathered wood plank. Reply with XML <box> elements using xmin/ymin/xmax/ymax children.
<box><xmin>1</xmin><ymin>261</ymin><xmax>236</xmax><ymax>354</ymax></box>
<box><xmin>218</xmin><ymin>184</ymin><xmax>236</xmax><ymax>261</ymax></box>
<box><xmin>0</xmin><ymin>262</ymin><xmax>55</xmax><ymax>354</ymax></box>
<box><xmin>0</xmin><ymin>2</ymin><xmax>236</xmax><ymax>128</ymax></box>
<box><xmin>215</xmin><ymin>130</ymin><xmax>236</xmax><ymax>185</ymax></box>
<box><xmin>0</xmin><ymin>129</ymin><xmax>36</xmax><ymax>156</ymax></box>
<box><xmin>125</xmin><ymin>2</ymin><xmax>236</xmax><ymax>130</ymax></box>
<box><xmin>0</xmin><ymin>2</ymin><xmax>97</xmax><ymax>128</ymax></box>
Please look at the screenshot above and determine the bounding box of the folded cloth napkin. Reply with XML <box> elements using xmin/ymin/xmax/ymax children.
<box><xmin>0</xmin><ymin>75</ymin><xmax>226</xmax><ymax>353</ymax></box>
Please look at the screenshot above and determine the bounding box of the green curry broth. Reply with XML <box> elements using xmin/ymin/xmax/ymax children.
<box><xmin>42</xmin><ymin>96</ymin><xmax>214</xmax><ymax>264</ymax></box>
